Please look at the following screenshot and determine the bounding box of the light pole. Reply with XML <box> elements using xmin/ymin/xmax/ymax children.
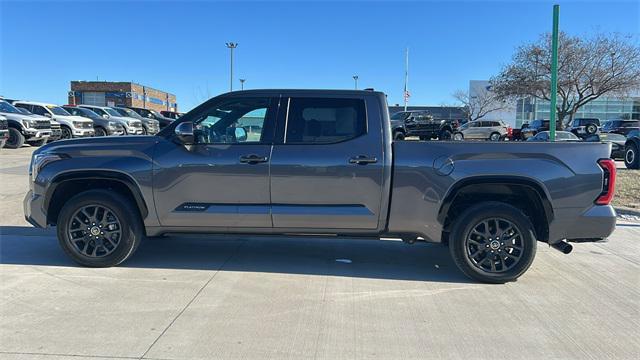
<box><xmin>239</xmin><ymin>78</ymin><xmax>246</xmax><ymax>90</ymax></box>
<box><xmin>225</xmin><ymin>42</ymin><xmax>238</xmax><ymax>91</ymax></box>
<box><xmin>353</xmin><ymin>75</ymin><xmax>359</xmax><ymax>90</ymax></box>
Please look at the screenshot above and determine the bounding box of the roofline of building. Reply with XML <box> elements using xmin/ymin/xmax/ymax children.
<box><xmin>69</xmin><ymin>80</ymin><xmax>176</xmax><ymax>97</ymax></box>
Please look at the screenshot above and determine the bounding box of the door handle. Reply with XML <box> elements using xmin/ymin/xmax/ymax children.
<box><xmin>349</xmin><ymin>155</ymin><xmax>378</xmax><ymax>165</ymax></box>
<box><xmin>239</xmin><ymin>154</ymin><xmax>269</xmax><ymax>164</ymax></box>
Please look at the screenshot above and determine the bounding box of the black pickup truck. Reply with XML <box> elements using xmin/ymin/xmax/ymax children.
<box><xmin>390</xmin><ymin>110</ymin><xmax>457</xmax><ymax>140</ymax></box>
<box><xmin>24</xmin><ymin>89</ymin><xmax>617</xmax><ymax>283</ymax></box>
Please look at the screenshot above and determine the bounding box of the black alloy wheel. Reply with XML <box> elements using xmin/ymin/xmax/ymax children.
<box><xmin>61</xmin><ymin>126</ymin><xmax>72</xmax><ymax>139</ymax></box>
<box><xmin>57</xmin><ymin>190</ymin><xmax>143</xmax><ymax>267</ymax></box>
<box><xmin>67</xmin><ymin>204</ymin><xmax>122</xmax><ymax>258</ymax></box>
<box><xmin>465</xmin><ymin>218</ymin><xmax>524</xmax><ymax>273</ymax></box>
<box><xmin>449</xmin><ymin>202</ymin><xmax>537</xmax><ymax>283</ymax></box>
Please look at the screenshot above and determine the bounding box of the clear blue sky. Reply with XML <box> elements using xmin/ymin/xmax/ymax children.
<box><xmin>1</xmin><ymin>0</ymin><xmax>638</xmax><ymax>111</ymax></box>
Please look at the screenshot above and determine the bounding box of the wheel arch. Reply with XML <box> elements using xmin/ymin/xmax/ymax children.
<box><xmin>7</xmin><ymin>119</ymin><xmax>25</xmax><ymax>133</ymax></box>
<box><xmin>438</xmin><ymin>176</ymin><xmax>553</xmax><ymax>241</ymax></box>
<box><xmin>45</xmin><ymin>171</ymin><xmax>149</xmax><ymax>227</ymax></box>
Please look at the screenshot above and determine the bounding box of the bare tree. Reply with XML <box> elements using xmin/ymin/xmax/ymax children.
<box><xmin>452</xmin><ymin>88</ymin><xmax>511</xmax><ymax>122</ymax></box>
<box><xmin>491</xmin><ymin>32</ymin><xmax>640</xmax><ymax>125</ymax></box>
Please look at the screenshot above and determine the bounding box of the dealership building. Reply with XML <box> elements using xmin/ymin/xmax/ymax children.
<box><xmin>469</xmin><ymin>80</ymin><xmax>640</xmax><ymax>128</ymax></box>
<box><xmin>68</xmin><ymin>81</ymin><xmax>178</xmax><ymax>112</ymax></box>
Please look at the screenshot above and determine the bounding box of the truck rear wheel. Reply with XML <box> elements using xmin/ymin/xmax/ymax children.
<box><xmin>57</xmin><ymin>190</ymin><xmax>143</xmax><ymax>267</ymax></box>
<box><xmin>449</xmin><ymin>202</ymin><xmax>537</xmax><ymax>283</ymax></box>
<box><xmin>439</xmin><ymin>129</ymin><xmax>452</xmax><ymax>140</ymax></box>
<box><xmin>625</xmin><ymin>143</ymin><xmax>639</xmax><ymax>169</ymax></box>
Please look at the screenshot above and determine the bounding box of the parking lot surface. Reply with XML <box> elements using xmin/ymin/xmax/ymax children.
<box><xmin>1</xmin><ymin>146</ymin><xmax>639</xmax><ymax>360</ymax></box>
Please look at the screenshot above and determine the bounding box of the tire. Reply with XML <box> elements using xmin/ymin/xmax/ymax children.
<box><xmin>453</xmin><ymin>132</ymin><xmax>464</xmax><ymax>141</ymax></box>
<box><xmin>489</xmin><ymin>132</ymin><xmax>501</xmax><ymax>141</ymax></box>
<box><xmin>27</xmin><ymin>139</ymin><xmax>47</xmax><ymax>147</ymax></box>
<box><xmin>585</xmin><ymin>123</ymin><xmax>598</xmax><ymax>135</ymax></box>
<box><xmin>141</xmin><ymin>126</ymin><xmax>148</xmax><ymax>135</ymax></box>
<box><xmin>6</xmin><ymin>128</ymin><xmax>25</xmax><ymax>149</ymax></box>
<box><xmin>60</xmin><ymin>126</ymin><xmax>72</xmax><ymax>140</ymax></box>
<box><xmin>625</xmin><ymin>143</ymin><xmax>639</xmax><ymax>169</ymax></box>
<box><xmin>57</xmin><ymin>190</ymin><xmax>143</xmax><ymax>267</ymax></box>
<box><xmin>95</xmin><ymin>127</ymin><xmax>107</xmax><ymax>137</ymax></box>
<box><xmin>439</xmin><ymin>129</ymin><xmax>452</xmax><ymax>140</ymax></box>
<box><xmin>448</xmin><ymin>202</ymin><xmax>537</xmax><ymax>283</ymax></box>
<box><xmin>393</xmin><ymin>131</ymin><xmax>405</xmax><ymax>141</ymax></box>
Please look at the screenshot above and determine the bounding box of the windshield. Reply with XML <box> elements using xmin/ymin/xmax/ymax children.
<box><xmin>118</xmin><ymin>108</ymin><xmax>143</xmax><ymax>118</ymax></box>
<box><xmin>105</xmin><ymin>108</ymin><xmax>122</xmax><ymax>117</ymax></box>
<box><xmin>391</xmin><ymin>112</ymin><xmax>410</xmax><ymax>121</ymax></box>
<box><xmin>47</xmin><ymin>106</ymin><xmax>71</xmax><ymax>116</ymax></box>
<box><xmin>0</xmin><ymin>101</ymin><xmax>21</xmax><ymax>113</ymax></box>
<box><xmin>149</xmin><ymin>109</ymin><xmax>163</xmax><ymax>117</ymax></box>
<box><xmin>557</xmin><ymin>132</ymin><xmax>579</xmax><ymax>140</ymax></box>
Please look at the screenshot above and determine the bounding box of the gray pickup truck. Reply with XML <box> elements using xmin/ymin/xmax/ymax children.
<box><xmin>24</xmin><ymin>90</ymin><xmax>617</xmax><ymax>283</ymax></box>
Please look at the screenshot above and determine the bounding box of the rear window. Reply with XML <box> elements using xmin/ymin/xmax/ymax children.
<box><xmin>285</xmin><ymin>98</ymin><xmax>366</xmax><ymax>144</ymax></box>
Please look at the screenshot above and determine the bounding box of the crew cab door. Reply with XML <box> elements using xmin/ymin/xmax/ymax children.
<box><xmin>269</xmin><ymin>94</ymin><xmax>385</xmax><ymax>230</ymax></box>
<box><xmin>152</xmin><ymin>96</ymin><xmax>278</xmax><ymax>228</ymax></box>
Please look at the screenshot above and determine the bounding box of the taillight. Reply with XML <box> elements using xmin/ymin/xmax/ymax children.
<box><xmin>595</xmin><ymin>158</ymin><xmax>616</xmax><ymax>205</ymax></box>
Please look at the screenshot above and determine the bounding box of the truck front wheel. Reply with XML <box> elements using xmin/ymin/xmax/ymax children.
<box><xmin>57</xmin><ymin>190</ymin><xmax>143</xmax><ymax>267</ymax></box>
<box><xmin>448</xmin><ymin>202</ymin><xmax>537</xmax><ymax>283</ymax></box>
<box><xmin>6</xmin><ymin>128</ymin><xmax>25</xmax><ymax>149</ymax></box>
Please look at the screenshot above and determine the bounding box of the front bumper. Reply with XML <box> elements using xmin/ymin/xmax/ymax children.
<box><xmin>0</xmin><ymin>130</ymin><xmax>8</xmax><ymax>148</ymax></box>
<box><xmin>107</xmin><ymin>127</ymin><xmax>125</xmax><ymax>136</ymax></box>
<box><xmin>72</xmin><ymin>129</ymin><xmax>95</xmax><ymax>137</ymax></box>
<box><xmin>548</xmin><ymin>205</ymin><xmax>617</xmax><ymax>244</ymax></box>
<box><xmin>24</xmin><ymin>189</ymin><xmax>47</xmax><ymax>228</ymax></box>
<box><xmin>126</xmin><ymin>126</ymin><xmax>144</xmax><ymax>135</ymax></box>
<box><xmin>24</xmin><ymin>129</ymin><xmax>51</xmax><ymax>140</ymax></box>
<box><xmin>50</xmin><ymin>128</ymin><xmax>62</xmax><ymax>140</ymax></box>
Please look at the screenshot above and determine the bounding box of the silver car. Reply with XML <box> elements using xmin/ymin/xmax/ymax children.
<box><xmin>453</xmin><ymin>120</ymin><xmax>509</xmax><ymax>141</ymax></box>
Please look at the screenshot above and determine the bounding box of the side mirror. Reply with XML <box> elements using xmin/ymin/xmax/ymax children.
<box><xmin>44</xmin><ymin>112</ymin><xmax>52</xmax><ymax>118</ymax></box>
<box><xmin>175</xmin><ymin>122</ymin><xmax>194</xmax><ymax>144</ymax></box>
<box><xmin>234</xmin><ymin>127</ymin><xmax>247</xmax><ymax>142</ymax></box>
<box><xmin>102</xmin><ymin>114</ymin><xmax>109</xmax><ymax>119</ymax></box>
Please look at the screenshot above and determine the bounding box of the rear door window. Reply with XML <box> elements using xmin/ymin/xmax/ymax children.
<box><xmin>284</xmin><ymin>98</ymin><xmax>366</xmax><ymax>144</ymax></box>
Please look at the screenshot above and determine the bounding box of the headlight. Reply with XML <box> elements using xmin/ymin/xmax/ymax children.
<box><xmin>30</xmin><ymin>153</ymin><xmax>64</xmax><ymax>181</ymax></box>
<box><xmin>73</xmin><ymin>121</ymin><xmax>84</xmax><ymax>128</ymax></box>
<box><xmin>22</xmin><ymin>119</ymin><xmax>35</xmax><ymax>128</ymax></box>
<box><xmin>108</xmin><ymin>121</ymin><xmax>117</xmax><ymax>128</ymax></box>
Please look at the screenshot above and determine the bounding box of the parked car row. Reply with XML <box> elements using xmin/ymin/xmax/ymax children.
<box><xmin>0</xmin><ymin>97</ymin><xmax>175</xmax><ymax>149</ymax></box>
<box><xmin>388</xmin><ymin>110</ymin><xmax>640</xmax><ymax>169</ymax></box>
<box><xmin>513</xmin><ymin>118</ymin><xmax>639</xmax><ymax>141</ymax></box>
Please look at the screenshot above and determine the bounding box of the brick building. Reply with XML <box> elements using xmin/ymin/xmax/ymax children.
<box><xmin>68</xmin><ymin>81</ymin><xmax>178</xmax><ymax>112</ymax></box>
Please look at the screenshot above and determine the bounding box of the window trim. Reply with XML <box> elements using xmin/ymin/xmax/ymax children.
<box><xmin>188</xmin><ymin>96</ymin><xmax>278</xmax><ymax>146</ymax></box>
<box><xmin>279</xmin><ymin>96</ymin><xmax>369</xmax><ymax>145</ymax></box>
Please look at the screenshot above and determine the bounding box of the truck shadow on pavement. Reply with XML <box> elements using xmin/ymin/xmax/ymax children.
<box><xmin>0</xmin><ymin>226</ymin><xmax>473</xmax><ymax>283</ymax></box>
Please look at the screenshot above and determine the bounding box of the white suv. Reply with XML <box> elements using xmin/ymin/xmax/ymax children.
<box><xmin>78</xmin><ymin>105</ymin><xmax>144</xmax><ymax>135</ymax></box>
<box><xmin>13</xmin><ymin>101</ymin><xmax>94</xmax><ymax>139</ymax></box>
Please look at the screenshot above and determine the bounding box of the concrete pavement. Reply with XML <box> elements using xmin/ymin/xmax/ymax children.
<box><xmin>1</xmin><ymin>146</ymin><xmax>639</xmax><ymax>359</ymax></box>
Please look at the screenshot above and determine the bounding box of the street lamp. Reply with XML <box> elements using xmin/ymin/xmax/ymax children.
<box><xmin>239</xmin><ymin>78</ymin><xmax>246</xmax><ymax>90</ymax></box>
<box><xmin>610</xmin><ymin>52</ymin><xmax>616</xmax><ymax>74</ymax></box>
<box><xmin>353</xmin><ymin>75</ymin><xmax>359</xmax><ymax>90</ymax></box>
<box><xmin>225</xmin><ymin>42</ymin><xmax>238</xmax><ymax>91</ymax></box>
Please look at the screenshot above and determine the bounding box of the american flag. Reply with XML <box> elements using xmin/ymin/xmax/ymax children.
<box><xmin>403</xmin><ymin>89</ymin><xmax>411</xmax><ymax>101</ymax></box>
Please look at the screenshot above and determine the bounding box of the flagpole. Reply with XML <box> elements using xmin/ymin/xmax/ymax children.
<box><xmin>404</xmin><ymin>47</ymin><xmax>409</xmax><ymax>111</ymax></box>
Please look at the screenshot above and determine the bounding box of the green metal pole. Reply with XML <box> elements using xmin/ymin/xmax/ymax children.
<box><xmin>549</xmin><ymin>4</ymin><xmax>560</xmax><ymax>141</ymax></box>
